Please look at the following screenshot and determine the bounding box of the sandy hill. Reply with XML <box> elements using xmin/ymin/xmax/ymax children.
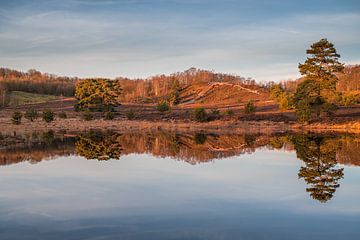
<box><xmin>118</xmin><ymin>68</ymin><xmax>269</xmax><ymax>106</ymax></box>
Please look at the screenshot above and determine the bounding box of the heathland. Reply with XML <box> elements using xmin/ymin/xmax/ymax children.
<box><xmin>1</xmin><ymin>40</ymin><xmax>359</xmax><ymax>133</ymax></box>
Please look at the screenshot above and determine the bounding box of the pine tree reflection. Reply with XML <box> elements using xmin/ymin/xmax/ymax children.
<box><xmin>291</xmin><ymin>134</ymin><xmax>344</xmax><ymax>203</ymax></box>
<box><xmin>75</xmin><ymin>131</ymin><xmax>123</xmax><ymax>160</ymax></box>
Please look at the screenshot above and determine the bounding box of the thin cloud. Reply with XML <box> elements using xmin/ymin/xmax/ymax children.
<box><xmin>0</xmin><ymin>1</ymin><xmax>358</xmax><ymax>81</ymax></box>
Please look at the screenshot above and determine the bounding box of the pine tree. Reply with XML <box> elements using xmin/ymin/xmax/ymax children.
<box><xmin>295</xmin><ymin>39</ymin><xmax>344</xmax><ymax>122</ymax></box>
<box><xmin>168</xmin><ymin>79</ymin><xmax>181</xmax><ymax>105</ymax></box>
<box><xmin>75</xmin><ymin>79</ymin><xmax>122</xmax><ymax>112</ymax></box>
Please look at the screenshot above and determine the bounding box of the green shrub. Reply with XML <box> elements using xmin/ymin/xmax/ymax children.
<box><xmin>225</xmin><ymin>109</ymin><xmax>234</xmax><ymax>116</ymax></box>
<box><xmin>24</xmin><ymin>108</ymin><xmax>38</xmax><ymax>122</ymax></box>
<box><xmin>11</xmin><ymin>111</ymin><xmax>22</xmax><ymax>125</ymax></box>
<box><xmin>168</xmin><ymin>90</ymin><xmax>180</xmax><ymax>106</ymax></box>
<box><xmin>156</xmin><ymin>101</ymin><xmax>170</xmax><ymax>112</ymax></box>
<box><xmin>194</xmin><ymin>133</ymin><xmax>207</xmax><ymax>144</ymax></box>
<box><xmin>211</xmin><ymin>109</ymin><xmax>220</xmax><ymax>115</ymax></box>
<box><xmin>340</xmin><ymin>93</ymin><xmax>358</xmax><ymax>106</ymax></box>
<box><xmin>104</xmin><ymin>111</ymin><xmax>114</xmax><ymax>120</ymax></box>
<box><xmin>82</xmin><ymin>110</ymin><xmax>93</xmax><ymax>121</ymax></box>
<box><xmin>278</xmin><ymin>93</ymin><xmax>294</xmax><ymax>110</ymax></box>
<box><xmin>126</xmin><ymin>109</ymin><xmax>135</xmax><ymax>120</ymax></box>
<box><xmin>193</xmin><ymin>108</ymin><xmax>207</xmax><ymax>122</ymax></box>
<box><xmin>42</xmin><ymin>109</ymin><xmax>55</xmax><ymax>123</ymax></box>
<box><xmin>244</xmin><ymin>101</ymin><xmax>256</xmax><ymax>114</ymax></box>
<box><xmin>208</xmin><ymin>109</ymin><xmax>221</xmax><ymax>121</ymax></box>
<box><xmin>58</xmin><ymin>111</ymin><xmax>67</xmax><ymax>119</ymax></box>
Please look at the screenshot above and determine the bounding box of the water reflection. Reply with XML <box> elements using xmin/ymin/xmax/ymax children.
<box><xmin>292</xmin><ymin>135</ymin><xmax>344</xmax><ymax>203</ymax></box>
<box><xmin>76</xmin><ymin>131</ymin><xmax>123</xmax><ymax>160</ymax></box>
<box><xmin>1</xmin><ymin>130</ymin><xmax>359</xmax><ymax>203</ymax></box>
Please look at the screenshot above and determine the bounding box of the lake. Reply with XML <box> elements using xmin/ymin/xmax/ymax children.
<box><xmin>0</xmin><ymin>130</ymin><xmax>359</xmax><ymax>240</ymax></box>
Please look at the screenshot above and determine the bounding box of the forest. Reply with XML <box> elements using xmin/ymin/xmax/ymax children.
<box><xmin>0</xmin><ymin>68</ymin><xmax>77</xmax><ymax>106</ymax></box>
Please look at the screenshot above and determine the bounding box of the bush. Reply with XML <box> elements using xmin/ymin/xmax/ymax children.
<box><xmin>339</xmin><ymin>93</ymin><xmax>358</xmax><ymax>106</ymax></box>
<box><xmin>208</xmin><ymin>108</ymin><xmax>221</xmax><ymax>121</ymax></box>
<box><xmin>244</xmin><ymin>101</ymin><xmax>256</xmax><ymax>114</ymax></box>
<box><xmin>42</xmin><ymin>109</ymin><xmax>55</xmax><ymax>123</ymax></box>
<box><xmin>156</xmin><ymin>101</ymin><xmax>170</xmax><ymax>112</ymax></box>
<box><xmin>278</xmin><ymin>93</ymin><xmax>294</xmax><ymax>110</ymax></box>
<box><xmin>58</xmin><ymin>111</ymin><xmax>67</xmax><ymax>119</ymax></box>
<box><xmin>168</xmin><ymin>90</ymin><xmax>180</xmax><ymax>106</ymax></box>
<box><xmin>126</xmin><ymin>109</ymin><xmax>135</xmax><ymax>120</ymax></box>
<box><xmin>211</xmin><ymin>109</ymin><xmax>220</xmax><ymax>115</ymax></box>
<box><xmin>104</xmin><ymin>111</ymin><xmax>114</xmax><ymax>120</ymax></box>
<box><xmin>225</xmin><ymin>109</ymin><xmax>234</xmax><ymax>116</ymax></box>
<box><xmin>82</xmin><ymin>110</ymin><xmax>93</xmax><ymax>121</ymax></box>
<box><xmin>193</xmin><ymin>108</ymin><xmax>207</xmax><ymax>122</ymax></box>
<box><xmin>11</xmin><ymin>111</ymin><xmax>22</xmax><ymax>125</ymax></box>
<box><xmin>25</xmin><ymin>108</ymin><xmax>38</xmax><ymax>121</ymax></box>
<box><xmin>194</xmin><ymin>133</ymin><xmax>207</xmax><ymax>144</ymax></box>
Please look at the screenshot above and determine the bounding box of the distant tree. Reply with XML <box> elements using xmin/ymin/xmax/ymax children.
<box><xmin>225</xmin><ymin>109</ymin><xmax>234</xmax><ymax>116</ymax></box>
<box><xmin>270</xmin><ymin>84</ymin><xmax>294</xmax><ymax>110</ymax></box>
<box><xmin>193</xmin><ymin>108</ymin><xmax>207</xmax><ymax>122</ymax></box>
<box><xmin>58</xmin><ymin>111</ymin><xmax>67</xmax><ymax>119</ymax></box>
<box><xmin>156</xmin><ymin>101</ymin><xmax>170</xmax><ymax>112</ymax></box>
<box><xmin>244</xmin><ymin>101</ymin><xmax>256</xmax><ymax>114</ymax></box>
<box><xmin>338</xmin><ymin>92</ymin><xmax>359</xmax><ymax>106</ymax></box>
<box><xmin>11</xmin><ymin>111</ymin><xmax>22</xmax><ymax>125</ymax></box>
<box><xmin>126</xmin><ymin>109</ymin><xmax>135</xmax><ymax>120</ymax></box>
<box><xmin>211</xmin><ymin>109</ymin><xmax>220</xmax><ymax>115</ymax></box>
<box><xmin>194</xmin><ymin>133</ymin><xmax>207</xmax><ymax>144</ymax></box>
<box><xmin>82</xmin><ymin>109</ymin><xmax>93</xmax><ymax>121</ymax></box>
<box><xmin>75</xmin><ymin>79</ymin><xmax>122</xmax><ymax>112</ymax></box>
<box><xmin>295</xmin><ymin>39</ymin><xmax>344</xmax><ymax>122</ymax></box>
<box><xmin>168</xmin><ymin>79</ymin><xmax>181</xmax><ymax>105</ymax></box>
<box><xmin>0</xmin><ymin>83</ymin><xmax>9</xmax><ymax>107</ymax></box>
<box><xmin>269</xmin><ymin>84</ymin><xmax>285</xmax><ymax>100</ymax></box>
<box><xmin>244</xmin><ymin>134</ymin><xmax>256</xmax><ymax>147</ymax></box>
<box><xmin>24</xmin><ymin>108</ymin><xmax>38</xmax><ymax>122</ymax></box>
<box><xmin>42</xmin><ymin>109</ymin><xmax>55</xmax><ymax>123</ymax></box>
<box><xmin>104</xmin><ymin>111</ymin><xmax>114</xmax><ymax>120</ymax></box>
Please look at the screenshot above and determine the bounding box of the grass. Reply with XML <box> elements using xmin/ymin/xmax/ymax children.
<box><xmin>9</xmin><ymin>91</ymin><xmax>59</xmax><ymax>106</ymax></box>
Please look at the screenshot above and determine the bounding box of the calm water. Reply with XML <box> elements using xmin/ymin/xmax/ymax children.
<box><xmin>0</xmin><ymin>130</ymin><xmax>359</xmax><ymax>240</ymax></box>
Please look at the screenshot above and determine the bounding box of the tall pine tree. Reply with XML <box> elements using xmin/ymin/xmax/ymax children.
<box><xmin>295</xmin><ymin>39</ymin><xmax>344</xmax><ymax>122</ymax></box>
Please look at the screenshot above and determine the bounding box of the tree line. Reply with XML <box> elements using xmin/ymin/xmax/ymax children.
<box><xmin>0</xmin><ymin>68</ymin><xmax>77</xmax><ymax>100</ymax></box>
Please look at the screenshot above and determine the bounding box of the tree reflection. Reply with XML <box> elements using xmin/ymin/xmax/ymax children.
<box><xmin>194</xmin><ymin>133</ymin><xmax>207</xmax><ymax>145</ymax></box>
<box><xmin>292</xmin><ymin>134</ymin><xmax>344</xmax><ymax>203</ymax></box>
<box><xmin>75</xmin><ymin>131</ymin><xmax>123</xmax><ymax>160</ymax></box>
<box><xmin>2</xmin><ymin>129</ymin><xmax>359</xmax><ymax>205</ymax></box>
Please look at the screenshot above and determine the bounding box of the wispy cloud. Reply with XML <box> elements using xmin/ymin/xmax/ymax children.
<box><xmin>0</xmin><ymin>0</ymin><xmax>359</xmax><ymax>81</ymax></box>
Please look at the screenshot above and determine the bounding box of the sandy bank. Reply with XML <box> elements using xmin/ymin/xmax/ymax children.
<box><xmin>1</xmin><ymin>117</ymin><xmax>360</xmax><ymax>135</ymax></box>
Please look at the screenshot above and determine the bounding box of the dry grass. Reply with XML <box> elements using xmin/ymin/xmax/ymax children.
<box><xmin>1</xmin><ymin>97</ymin><xmax>360</xmax><ymax>135</ymax></box>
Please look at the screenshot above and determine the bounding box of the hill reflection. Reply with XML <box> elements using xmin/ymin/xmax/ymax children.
<box><xmin>1</xmin><ymin>130</ymin><xmax>359</xmax><ymax>202</ymax></box>
<box><xmin>1</xmin><ymin>130</ymin><xmax>359</xmax><ymax>166</ymax></box>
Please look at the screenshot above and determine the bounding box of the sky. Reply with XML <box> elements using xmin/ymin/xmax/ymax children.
<box><xmin>0</xmin><ymin>0</ymin><xmax>359</xmax><ymax>82</ymax></box>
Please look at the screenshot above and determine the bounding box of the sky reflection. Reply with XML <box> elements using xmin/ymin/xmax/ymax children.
<box><xmin>0</xmin><ymin>131</ymin><xmax>359</xmax><ymax>239</ymax></box>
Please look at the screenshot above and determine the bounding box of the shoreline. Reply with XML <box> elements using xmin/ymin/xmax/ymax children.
<box><xmin>1</xmin><ymin>118</ymin><xmax>360</xmax><ymax>135</ymax></box>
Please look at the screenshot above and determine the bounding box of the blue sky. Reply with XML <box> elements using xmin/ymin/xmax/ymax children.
<box><xmin>0</xmin><ymin>0</ymin><xmax>359</xmax><ymax>81</ymax></box>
